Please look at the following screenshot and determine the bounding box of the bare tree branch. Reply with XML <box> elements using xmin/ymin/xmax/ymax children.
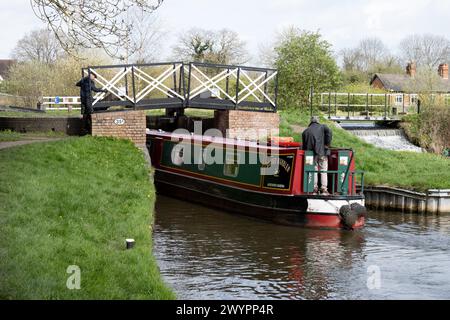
<box><xmin>124</xmin><ymin>9</ymin><xmax>166</xmax><ymax>63</ymax></box>
<box><xmin>30</xmin><ymin>0</ymin><xmax>164</xmax><ymax>59</ymax></box>
<box><xmin>400</xmin><ymin>34</ymin><xmax>450</xmax><ymax>69</ymax></box>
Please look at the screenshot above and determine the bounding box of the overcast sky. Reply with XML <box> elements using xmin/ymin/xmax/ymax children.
<box><xmin>1</xmin><ymin>0</ymin><xmax>450</xmax><ymax>63</ymax></box>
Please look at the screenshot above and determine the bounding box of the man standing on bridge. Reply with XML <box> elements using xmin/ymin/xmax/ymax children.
<box><xmin>76</xmin><ymin>73</ymin><xmax>107</xmax><ymax>134</ymax></box>
<box><xmin>302</xmin><ymin>116</ymin><xmax>333</xmax><ymax>195</ymax></box>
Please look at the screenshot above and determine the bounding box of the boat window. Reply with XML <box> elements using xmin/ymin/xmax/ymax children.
<box><xmin>224</xmin><ymin>153</ymin><xmax>240</xmax><ymax>178</ymax></box>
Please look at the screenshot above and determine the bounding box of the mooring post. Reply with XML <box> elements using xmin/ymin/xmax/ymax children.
<box><xmin>126</xmin><ymin>239</ymin><xmax>135</xmax><ymax>250</ymax></box>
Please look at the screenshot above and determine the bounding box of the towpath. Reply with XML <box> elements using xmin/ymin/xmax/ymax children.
<box><xmin>0</xmin><ymin>137</ymin><xmax>66</xmax><ymax>150</ymax></box>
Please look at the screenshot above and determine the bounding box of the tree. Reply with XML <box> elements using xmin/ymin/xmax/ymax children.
<box><xmin>400</xmin><ymin>34</ymin><xmax>450</xmax><ymax>69</ymax></box>
<box><xmin>124</xmin><ymin>10</ymin><xmax>166</xmax><ymax>64</ymax></box>
<box><xmin>340</xmin><ymin>37</ymin><xmax>401</xmax><ymax>84</ymax></box>
<box><xmin>172</xmin><ymin>28</ymin><xmax>214</xmax><ymax>63</ymax></box>
<box><xmin>172</xmin><ymin>28</ymin><xmax>248</xmax><ymax>64</ymax></box>
<box><xmin>213</xmin><ymin>29</ymin><xmax>248</xmax><ymax>65</ymax></box>
<box><xmin>274</xmin><ymin>28</ymin><xmax>341</xmax><ymax>109</ymax></box>
<box><xmin>341</xmin><ymin>37</ymin><xmax>392</xmax><ymax>73</ymax></box>
<box><xmin>358</xmin><ymin>38</ymin><xmax>389</xmax><ymax>71</ymax></box>
<box><xmin>257</xmin><ymin>42</ymin><xmax>277</xmax><ymax>68</ymax></box>
<box><xmin>30</xmin><ymin>0</ymin><xmax>164</xmax><ymax>59</ymax></box>
<box><xmin>341</xmin><ymin>48</ymin><xmax>364</xmax><ymax>72</ymax></box>
<box><xmin>12</xmin><ymin>28</ymin><xmax>63</xmax><ymax>64</ymax></box>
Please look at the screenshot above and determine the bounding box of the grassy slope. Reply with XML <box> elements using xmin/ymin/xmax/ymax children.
<box><xmin>0</xmin><ymin>137</ymin><xmax>174</xmax><ymax>299</ymax></box>
<box><xmin>279</xmin><ymin>109</ymin><xmax>450</xmax><ymax>192</ymax></box>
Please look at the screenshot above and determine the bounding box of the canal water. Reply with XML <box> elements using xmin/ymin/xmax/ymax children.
<box><xmin>153</xmin><ymin>195</ymin><xmax>450</xmax><ymax>300</ymax></box>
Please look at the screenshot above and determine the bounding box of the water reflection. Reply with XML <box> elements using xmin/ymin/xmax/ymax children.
<box><xmin>153</xmin><ymin>196</ymin><xmax>450</xmax><ymax>299</ymax></box>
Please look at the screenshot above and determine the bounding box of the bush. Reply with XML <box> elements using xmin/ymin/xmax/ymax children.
<box><xmin>5</xmin><ymin>53</ymin><xmax>111</xmax><ymax>108</ymax></box>
<box><xmin>402</xmin><ymin>103</ymin><xmax>450</xmax><ymax>154</ymax></box>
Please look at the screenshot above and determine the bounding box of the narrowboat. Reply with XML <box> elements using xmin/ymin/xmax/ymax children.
<box><xmin>147</xmin><ymin>130</ymin><xmax>367</xmax><ymax>230</ymax></box>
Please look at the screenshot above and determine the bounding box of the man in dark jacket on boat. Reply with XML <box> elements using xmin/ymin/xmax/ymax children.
<box><xmin>302</xmin><ymin>116</ymin><xmax>333</xmax><ymax>195</ymax></box>
<box><xmin>76</xmin><ymin>73</ymin><xmax>107</xmax><ymax>134</ymax></box>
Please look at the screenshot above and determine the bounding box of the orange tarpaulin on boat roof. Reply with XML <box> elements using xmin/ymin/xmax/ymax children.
<box><xmin>270</xmin><ymin>137</ymin><xmax>302</xmax><ymax>147</ymax></box>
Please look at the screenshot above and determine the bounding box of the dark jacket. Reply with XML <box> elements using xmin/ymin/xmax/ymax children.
<box><xmin>302</xmin><ymin>122</ymin><xmax>332</xmax><ymax>156</ymax></box>
<box><xmin>76</xmin><ymin>76</ymin><xmax>104</xmax><ymax>101</ymax></box>
<box><xmin>76</xmin><ymin>76</ymin><xmax>104</xmax><ymax>114</ymax></box>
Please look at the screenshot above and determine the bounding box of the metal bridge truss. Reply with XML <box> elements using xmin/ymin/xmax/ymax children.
<box><xmin>82</xmin><ymin>62</ymin><xmax>278</xmax><ymax>113</ymax></box>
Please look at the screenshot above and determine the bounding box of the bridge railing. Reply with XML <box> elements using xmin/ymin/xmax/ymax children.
<box><xmin>186</xmin><ymin>62</ymin><xmax>278</xmax><ymax>112</ymax></box>
<box><xmin>83</xmin><ymin>62</ymin><xmax>186</xmax><ymax>112</ymax></box>
<box><xmin>81</xmin><ymin>62</ymin><xmax>278</xmax><ymax>113</ymax></box>
<box><xmin>319</xmin><ymin>92</ymin><xmax>450</xmax><ymax>120</ymax></box>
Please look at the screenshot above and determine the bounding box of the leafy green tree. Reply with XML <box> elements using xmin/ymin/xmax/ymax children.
<box><xmin>274</xmin><ymin>28</ymin><xmax>341</xmax><ymax>109</ymax></box>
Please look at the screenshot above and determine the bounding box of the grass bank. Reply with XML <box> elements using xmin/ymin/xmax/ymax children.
<box><xmin>0</xmin><ymin>137</ymin><xmax>174</xmax><ymax>299</ymax></box>
<box><xmin>279</xmin><ymin>109</ymin><xmax>450</xmax><ymax>192</ymax></box>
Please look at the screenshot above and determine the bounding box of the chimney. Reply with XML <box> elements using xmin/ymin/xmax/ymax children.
<box><xmin>438</xmin><ymin>63</ymin><xmax>449</xmax><ymax>80</ymax></box>
<box><xmin>406</xmin><ymin>62</ymin><xmax>416</xmax><ymax>78</ymax></box>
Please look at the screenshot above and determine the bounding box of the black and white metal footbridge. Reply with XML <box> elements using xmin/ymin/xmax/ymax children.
<box><xmin>82</xmin><ymin>62</ymin><xmax>278</xmax><ymax>113</ymax></box>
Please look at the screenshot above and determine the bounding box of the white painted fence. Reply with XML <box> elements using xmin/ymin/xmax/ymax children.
<box><xmin>42</xmin><ymin>96</ymin><xmax>81</xmax><ymax>111</ymax></box>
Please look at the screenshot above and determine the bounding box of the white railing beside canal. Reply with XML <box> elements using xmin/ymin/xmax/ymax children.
<box><xmin>42</xmin><ymin>96</ymin><xmax>81</xmax><ymax>111</ymax></box>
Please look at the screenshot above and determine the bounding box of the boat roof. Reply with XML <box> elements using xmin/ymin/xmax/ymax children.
<box><xmin>146</xmin><ymin>129</ymin><xmax>300</xmax><ymax>151</ymax></box>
